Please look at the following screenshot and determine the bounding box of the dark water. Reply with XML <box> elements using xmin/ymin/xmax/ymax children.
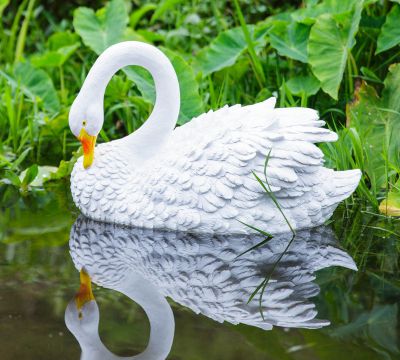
<box><xmin>1</xmin><ymin>183</ymin><xmax>399</xmax><ymax>360</ymax></box>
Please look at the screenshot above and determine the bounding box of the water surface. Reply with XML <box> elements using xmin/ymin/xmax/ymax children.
<box><xmin>1</xmin><ymin>184</ymin><xmax>399</xmax><ymax>359</ymax></box>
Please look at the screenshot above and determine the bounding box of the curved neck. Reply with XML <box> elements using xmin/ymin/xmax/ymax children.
<box><xmin>114</xmin><ymin>273</ymin><xmax>175</xmax><ymax>359</ymax></box>
<box><xmin>66</xmin><ymin>273</ymin><xmax>174</xmax><ymax>360</ymax></box>
<box><xmin>80</xmin><ymin>41</ymin><xmax>180</xmax><ymax>158</ymax></box>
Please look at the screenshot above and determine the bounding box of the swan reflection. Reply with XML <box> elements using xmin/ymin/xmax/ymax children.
<box><xmin>66</xmin><ymin>216</ymin><xmax>357</xmax><ymax>359</ymax></box>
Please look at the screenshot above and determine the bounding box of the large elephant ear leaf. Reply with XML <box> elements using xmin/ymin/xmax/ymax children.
<box><xmin>4</xmin><ymin>62</ymin><xmax>60</xmax><ymax>113</ymax></box>
<box><xmin>308</xmin><ymin>3</ymin><xmax>362</xmax><ymax>99</ymax></box>
<box><xmin>73</xmin><ymin>0</ymin><xmax>128</xmax><ymax>54</ymax></box>
<box><xmin>376</xmin><ymin>4</ymin><xmax>400</xmax><ymax>54</ymax></box>
<box><xmin>163</xmin><ymin>48</ymin><xmax>204</xmax><ymax>124</ymax></box>
<box><xmin>268</xmin><ymin>20</ymin><xmax>310</xmax><ymax>63</ymax></box>
<box><xmin>124</xmin><ymin>48</ymin><xmax>204</xmax><ymax>125</ymax></box>
<box><xmin>194</xmin><ymin>25</ymin><xmax>268</xmax><ymax>77</ymax></box>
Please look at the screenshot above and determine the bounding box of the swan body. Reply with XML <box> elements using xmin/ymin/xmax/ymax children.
<box><xmin>69</xmin><ymin>216</ymin><xmax>357</xmax><ymax>334</ymax></box>
<box><xmin>69</xmin><ymin>41</ymin><xmax>361</xmax><ymax>234</ymax></box>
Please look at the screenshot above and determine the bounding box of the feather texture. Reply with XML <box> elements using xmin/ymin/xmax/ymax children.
<box><xmin>71</xmin><ymin>98</ymin><xmax>361</xmax><ymax>234</ymax></box>
<box><xmin>69</xmin><ymin>217</ymin><xmax>357</xmax><ymax>331</ymax></box>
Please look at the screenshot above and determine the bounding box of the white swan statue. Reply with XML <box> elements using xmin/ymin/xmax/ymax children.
<box><xmin>68</xmin><ymin>216</ymin><xmax>357</xmax><ymax>333</ymax></box>
<box><xmin>69</xmin><ymin>41</ymin><xmax>361</xmax><ymax>234</ymax></box>
<box><xmin>65</xmin><ymin>268</ymin><xmax>174</xmax><ymax>360</ymax></box>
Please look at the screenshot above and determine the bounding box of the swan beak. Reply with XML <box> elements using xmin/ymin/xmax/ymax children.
<box><xmin>75</xmin><ymin>268</ymin><xmax>95</xmax><ymax>312</ymax></box>
<box><xmin>77</xmin><ymin>128</ymin><xmax>97</xmax><ymax>169</ymax></box>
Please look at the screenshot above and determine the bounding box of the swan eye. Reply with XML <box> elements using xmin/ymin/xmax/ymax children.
<box><xmin>82</xmin><ymin>120</ymin><xmax>87</xmax><ymax>126</ymax></box>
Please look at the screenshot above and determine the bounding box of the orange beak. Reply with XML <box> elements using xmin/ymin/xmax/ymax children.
<box><xmin>78</xmin><ymin>128</ymin><xmax>97</xmax><ymax>169</ymax></box>
<box><xmin>75</xmin><ymin>268</ymin><xmax>95</xmax><ymax>313</ymax></box>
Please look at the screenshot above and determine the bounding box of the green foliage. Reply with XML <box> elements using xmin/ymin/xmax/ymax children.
<box><xmin>73</xmin><ymin>0</ymin><xmax>203</xmax><ymax>124</ymax></box>
<box><xmin>308</xmin><ymin>3</ymin><xmax>362</xmax><ymax>99</ymax></box>
<box><xmin>269</xmin><ymin>21</ymin><xmax>310</xmax><ymax>63</ymax></box>
<box><xmin>125</xmin><ymin>48</ymin><xmax>205</xmax><ymax>124</ymax></box>
<box><xmin>14</xmin><ymin>62</ymin><xmax>61</xmax><ymax>113</ymax></box>
<box><xmin>376</xmin><ymin>4</ymin><xmax>400</xmax><ymax>54</ymax></box>
<box><xmin>331</xmin><ymin>305</ymin><xmax>399</xmax><ymax>356</ymax></box>
<box><xmin>31</xmin><ymin>32</ymin><xmax>80</xmax><ymax>68</ymax></box>
<box><xmin>379</xmin><ymin>182</ymin><xmax>400</xmax><ymax>216</ymax></box>
<box><xmin>347</xmin><ymin>63</ymin><xmax>400</xmax><ymax>203</ymax></box>
<box><xmin>194</xmin><ymin>25</ymin><xmax>268</xmax><ymax>77</ymax></box>
<box><xmin>20</xmin><ymin>163</ymin><xmax>38</xmax><ymax>191</ymax></box>
<box><xmin>284</xmin><ymin>74</ymin><xmax>320</xmax><ymax>105</ymax></box>
<box><xmin>73</xmin><ymin>0</ymin><xmax>128</xmax><ymax>54</ymax></box>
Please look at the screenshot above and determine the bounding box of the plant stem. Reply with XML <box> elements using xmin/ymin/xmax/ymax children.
<box><xmin>14</xmin><ymin>0</ymin><xmax>36</xmax><ymax>63</ymax></box>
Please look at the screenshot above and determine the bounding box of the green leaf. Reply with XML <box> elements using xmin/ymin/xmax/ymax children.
<box><xmin>163</xmin><ymin>48</ymin><xmax>204</xmax><ymax>124</ymax></box>
<box><xmin>292</xmin><ymin>0</ymin><xmax>360</xmax><ymax>24</ymax></box>
<box><xmin>130</xmin><ymin>3</ymin><xmax>157</xmax><ymax>28</ymax></box>
<box><xmin>47</xmin><ymin>149</ymin><xmax>82</xmax><ymax>181</ymax></box>
<box><xmin>269</xmin><ymin>21</ymin><xmax>310</xmax><ymax>63</ymax></box>
<box><xmin>308</xmin><ymin>3</ymin><xmax>363</xmax><ymax>99</ymax></box>
<box><xmin>123</xmin><ymin>66</ymin><xmax>155</xmax><ymax>102</ymax></box>
<box><xmin>0</xmin><ymin>0</ymin><xmax>10</xmax><ymax>17</ymax></box>
<box><xmin>285</xmin><ymin>74</ymin><xmax>320</xmax><ymax>97</ymax></box>
<box><xmin>21</xmin><ymin>164</ymin><xmax>38</xmax><ymax>190</ymax></box>
<box><xmin>124</xmin><ymin>47</ymin><xmax>204</xmax><ymax>125</ymax></box>
<box><xmin>48</xmin><ymin>31</ymin><xmax>80</xmax><ymax>50</ymax></box>
<box><xmin>73</xmin><ymin>0</ymin><xmax>128</xmax><ymax>54</ymax></box>
<box><xmin>13</xmin><ymin>62</ymin><xmax>60</xmax><ymax>113</ymax></box>
<box><xmin>379</xmin><ymin>187</ymin><xmax>400</xmax><ymax>216</ymax></box>
<box><xmin>360</xmin><ymin>66</ymin><xmax>382</xmax><ymax>83</ymax></box>
<box><xmin>376</xmin><ymin>5</ymin><xmax>400</xmax><ymax>54</ymax></box>
<box><xmin>30</xmin><ymin>31</ymin><xmax>80</xmax><ymax>68</ymax></box>
<box><xmin>150</xmin><ymin>0</ymin><xmax>183</xmax><ymax>24</ymax></box>
<box><xmin>31</xmin><ymin>44</ymin><xmax>79</xmax><ymax>68</ymax></box>
<box><xmin>10</xmin><ymin>147</ymin><xmax>31</xmax><ymax>170</ymax></box>
<box><xmin>347</xmin><ymin>64</ymin><xmax>400</xmax><ymax>190</ymax></box>
<box><xmin>195</xmin><ymin>25</ymin><xmax>268</xmax><ymax>77</ymax></box>
<box><xmin>19</xmin><ymin>165</ymin><xmax>58</xmax><ymax>187</ymax></box>
<box><xmin>2</xmin><ymin>170</ymin><xmax>21</xmax><ymax>187</ymax></box>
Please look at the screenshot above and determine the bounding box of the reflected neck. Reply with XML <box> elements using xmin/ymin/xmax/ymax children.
<box><xmin>80</xmin><ymin>41</ymin><xmax>180</xmax><ymax>158</ymax></box>
<box><xmin>114</xmin><ymin>272</ymin><xmax>175</xmax><ymax>360</ymax></box>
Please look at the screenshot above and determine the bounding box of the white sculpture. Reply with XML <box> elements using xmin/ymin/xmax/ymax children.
<box><xmin>67</xmin><ymin>216</ymin><xmax>357</xmax><ymax>359</ymax></box>
<box><xmin>65</xmin><ymin>269</ymin><xmax>174</xmax><ymax>360</ymax></box>
<box><xmin>69</xmin><ymin>41</ymin><xmax>361</xmax><ymax>234</ymax></box>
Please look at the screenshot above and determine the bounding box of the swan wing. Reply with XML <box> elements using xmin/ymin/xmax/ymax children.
<box><xmin>129</xmin><ymin>97</ymin><xmax>348</xmax><ymax>232</ymax></box>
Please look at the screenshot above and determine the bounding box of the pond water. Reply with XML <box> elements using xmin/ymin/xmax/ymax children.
<box><xmin>1</xmin><ymin>183</ymin><xmax>399</xmax><ymax>360</ymax></box>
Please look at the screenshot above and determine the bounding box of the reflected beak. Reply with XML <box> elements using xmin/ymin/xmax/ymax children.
<box><xmin>75</xmin><ymin>268</ymin><xmax>95</xmax><ymax>312</ymax></box>
<box><xmin>78</xmin><ymin>128</ymin><xmax>97</xmax><ymax>169</ymax></box>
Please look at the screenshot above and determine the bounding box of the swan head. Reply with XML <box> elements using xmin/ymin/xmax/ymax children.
<box><xmin>69</xmin><ymin>97</ymin><xmax>103</xmax><ymax>168</ymax></box>
<box><xmin>65</xmin><ymin>268</ymin><xmax>98</xmax><ymax>323</ymax></box>
<box><xmin>65</xmin><ymin>268</ymin><xmax>98</xmax><ymax>338</ymax></box>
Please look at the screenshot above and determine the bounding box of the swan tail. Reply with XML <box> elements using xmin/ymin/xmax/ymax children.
<box><xmin>322</xmin><ymin>169</ymin><xmax>361</xmax><ymax>213</ymax></box>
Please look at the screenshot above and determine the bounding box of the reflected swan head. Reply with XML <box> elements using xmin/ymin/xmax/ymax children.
<box><xmin>65</xmin><ymin>299</ymin><xmax>100</xmax><ymax>342</ymax></box>
<box><xmin>65</xmin><ymin>253</ymin><xmax>175</xmax><ymax>359</ymax></box>
<box><xmin>65</xmin><ymin>270</ymin><xmax>109</xmax><ymax>360</ymax></box>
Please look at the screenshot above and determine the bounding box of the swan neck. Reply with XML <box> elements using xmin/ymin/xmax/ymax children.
<box><xmin>115</xmin><ymin>273</ymin><xmax>175</xmax><ymax>360</ymax></box>
<box><xmin>81</xmin><ymin>42</ymin><xmax>180</xmax><ymax>156</ymax></box>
